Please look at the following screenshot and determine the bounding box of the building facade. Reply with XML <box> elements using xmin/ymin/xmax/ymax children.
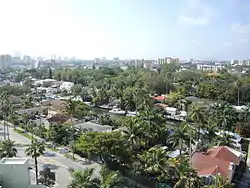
<box><xmin>158</xmin><ymin>57</ymin><xmax>179</xmax><ymax>66</ymax></box>
<box><xmin>197</xmin><ymin>64</ymin><xmax>225</xmax><ymax>72</ymax></box>
<box><xmin>0</xmin><ymin>158</ymin><xmax>46</xmax><ymax>188</ymax></box>
<box><xmin>0</xmin><ymin>54</ymin><xmax>11</xmax><ymax>70</ymax></box>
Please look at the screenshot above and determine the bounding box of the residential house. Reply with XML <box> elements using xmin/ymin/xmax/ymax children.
<box><xmin>31</xmin><ymin>118</ymin><xmax>50</xmax><ymax>129</ymax></box>
<box><xmin>33</xmin><ymin>79</ymin><xmax>57</xmax><ymax>87</ymax></box>
<box><xmin>47</xmin><ymin>114</ymin><xmax>78</xmax><ymax>125</ymax></box>
<box><xmin>0</xmin><ymin>158</ymin><xmax>46</xmax><ymax>188</ymax></box>
<box><xmin>41</xmin><ymin>100</ymin><xmax>66</xmax><ymax>117</ymax></box>
<box><xmin>75</xmin><ymin>121</ymin><xmax>112</xmax><ymax>132</ymax></box>
<box><xmin>16</xmin><ymin>107</ymin><xmax>48</xmax><ymax>116</ymax></box>
<box><xmin>59</xmin><ymin>81</ymin><xmax>74</xmax><ymax>93</ymax></box>
<box><xmin>152</xmin><ymin>95</ymin><xmax>165</xmax><ymax>103</ymax></box>
<box><xmin>191</xmin><ymin>146</ymin><xmax>242</xmax><ymax>183</ymax></box>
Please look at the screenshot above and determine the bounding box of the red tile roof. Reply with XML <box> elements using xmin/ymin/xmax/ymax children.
<box><xmin>191</xmin><ymin>146</ymin><xmax>240</xmax><ymax>177</ymax></box>
<box><xmin>152</xmin><ymin>96</ymin><xmax>165</xmax><ymax>101</ymax></box>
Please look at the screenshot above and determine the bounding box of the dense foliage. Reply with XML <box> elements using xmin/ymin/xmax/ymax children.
<box><xmin>8</xmin><ymin>64</ymin><xmax>250</xmax><ymax>187</ymax></box>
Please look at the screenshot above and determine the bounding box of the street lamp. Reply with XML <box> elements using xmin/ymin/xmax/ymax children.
<box><xmin>234</xmin><ymin>82</ymin><xmax>240</xmax><ymax>106</ymax></box>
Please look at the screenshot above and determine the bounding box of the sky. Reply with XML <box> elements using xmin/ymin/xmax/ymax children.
<box><xmin>0</xmin><ymin>0</ymin><xmax>250</xmax><ymax>60</ymax></box>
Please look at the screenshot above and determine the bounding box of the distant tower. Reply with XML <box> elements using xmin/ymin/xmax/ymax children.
<box><xmin>141</xmin><ymin>59</ymin><xmax>144</xmax><ymax>68</ymax></box>
<box><xmin>92</xmin><ymin>61</ymin><xmax>96</xmax><ymax>69</ymax></box>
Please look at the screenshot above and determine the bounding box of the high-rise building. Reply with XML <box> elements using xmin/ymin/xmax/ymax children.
<box><xmin>0</xmin><ymin>54</ymin><xmax>11</xmax><ymax>70</ymax></box>
<box><xmin>158</xmin><ymin>57</ymin><xmax>179</xmax><ymax>66</ymax></box>
<box><xmin>22</xmin><ymin>55</ymin><xmax>32</xmax><ymax>64</ymax></box>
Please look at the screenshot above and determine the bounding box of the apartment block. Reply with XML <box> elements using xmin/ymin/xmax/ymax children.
<box><xmin>0</xmin><ymin>55</ymin><xmax>11</xmax><ymax>70</ymax></box>
<box><xmin>197</xmin><ymin>64</ymin><xmax>225</xmax><ymax>72</ymax></box>
<box><xmin>158</xmin><ymin>57</ymin><xmax>179</xmax><ymax>66</ymax></box>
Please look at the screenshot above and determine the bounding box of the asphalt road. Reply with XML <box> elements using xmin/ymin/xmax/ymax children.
<box><xmin>0</xmin><ymin>126</ymin><xmax>99</xmax><ymax>188</ymax></box>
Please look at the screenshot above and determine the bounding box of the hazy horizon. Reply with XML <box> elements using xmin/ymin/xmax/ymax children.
<box><xmin>0</xmin><ymin>0</ymin><xmax>250</xmax><ymax>60</ymax></box>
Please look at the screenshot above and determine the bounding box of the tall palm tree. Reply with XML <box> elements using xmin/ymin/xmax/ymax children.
<box><xmin>26</xmin><ymin>140</ymin><xmax>45</xmax><ymax>184</ymax></box>
<box><xmin>0</xmin><ymin>140</ymin><xmax>17</xmax><ymax>158</ymax></box>
<box><xmin>167</xmin><ymin>123</ymin><xmax>194</xmax><ymax>155</ymax></box>
<box><xmin>210</xmin><ymin>102</ymin><xmax>237</xmax><ymax>131</ymax></box>
<box><xmin>189</xmin><ymin>104</ymin><xmax>207</xmax><ymax>141</ymax></box>
<box><xmin>68</xmin><ymin>168</ymin><xmax>99</xmax><ymax>188</ymax></box>
<box><xmin>138</xmin><ymin>146</ymin><xmax>169</xmax><ymax>181</ymax></box>
<box><xmin>27</xmin><ymin>121</ymin><xmax>36</xmax><ymax>141</ymax></box>
<box><xmin>63</xmin><ymin>98</ymin><xmax>78</xmax><ymax>160</ymax></box>
<box><xmin>0</xmin><ymin>92</ymin><xmax>12</xmax><ymax>140</ymax></box>
<box><xmin>169</xmin><ymin>155</ymin><xmax>201</xmax><ymax>188</ymax></box>
<box><xmin>134</xmin><ymin>86</ymin><xmax>152</xmax><ymax>111</ymax></box>
<box><xmin>99</xmin><ymin>165</ymin><xmax>128</xmax><ymax>188</ymax></box>
<box><xmin>68</xmin><ymin>166</ymin><xmax>128</xmax><ymax>188</ymax></box>
<box><xmin>173</xmin><ymin>170</ymin><xmax>201</xmax><ymax>188</ymax></box>
<box><xmin>127</xmin><ymin>109</ymin><xmax>167</xmax><ymax>150</ymax></box>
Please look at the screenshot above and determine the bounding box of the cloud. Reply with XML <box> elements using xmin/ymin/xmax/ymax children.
<box><xmin>230</xmin><ymin>23</ymin><xmax>250</xmax><ymax>44</ymax></box>
<box><xmin>222</xmin><ymin>23</ymin><xmax>250</xmax><ymax>49</ymax></box>
<box><xmin>179</xmin><ymin>0</ymin><xmax>212</xmax><ymax>26</ymax></box>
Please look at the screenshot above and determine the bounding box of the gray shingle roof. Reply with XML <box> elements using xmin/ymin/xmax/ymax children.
<box><xmin>75</xmin><ymin>121</ymin><xmax>112</xmax><ymax>132</ymax></box>
<box><xmin>16</xmin><ymin>107</ymin><xmax>47</xmax><ymax>115</ymax></box>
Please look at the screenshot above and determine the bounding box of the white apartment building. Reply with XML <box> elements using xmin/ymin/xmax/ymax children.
<box><xmin>128</xmin><ymin>59</ymin><xmax>143</xmax><ymax>68</ymax></box>
<box><xmin>231</xmin><ymin>59</ymin><xmax>250</xmax><ymax>66</ymax></box>
<box><xmin>0</xmin><ymin>158</ymin><xmax>46</xmax><ymax>188</ymax></box>
<box><xmin>197</xmin><ymin>64</ymin><xmax>225</xmax><ymax>72</ymax></box>
<box><xmin>158</xmin><ymin>57</ymin><xmax>179</xmax><ymax>66</ymax></box>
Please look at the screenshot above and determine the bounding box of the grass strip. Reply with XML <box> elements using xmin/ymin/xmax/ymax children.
<box><xmin>13</xmin><ymin>129</ymin><xmax>37</xmax><ymax>141</ymax></box>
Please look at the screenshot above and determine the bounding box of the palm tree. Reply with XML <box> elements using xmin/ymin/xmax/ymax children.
<box><xmin>27</xmin><ymin>121</ymin><xmax>36</xmax><ymax>141</ymax></box>
<box><xmin>138</xmin><ymin>146</ymin><xmax>169</xmax><ymax>181</ymax></box>
<box><xmin>169</xmin><ymin>155</ymin><xmax>201</xmax><ymax>188</ymax></box>
<box><xmin>99</xmin><ymin>165</ymin><xmax>128</xmax><ymax>188</ymax></box>
<box><xmin>21</xmin><ymin>94</ymin><xmax>34</xmax><ymax>108</ymax></box>
<box><xmin>68</xmin><ymin>166</ymin><xmax>127</xmax><ymax>188</ymax></box>
<box><xmin>173</xmin><ymin>170</ymin><xmax>201</xmax><ymax>188</ymax></box>
<box><xmin>189</xmin><ymin>104</ymin><xmax>207</xmax><ymax>141</ymax></box>
<box><xmin>0</xmin><ymin>140</ymin><xmax>17</xmax><ymax>158</ymax></box>
<box><xmin>0</xmin><ymin>92</ymin><xmax>12</xmax><ymax>140</ymax></box>
<box><xmin>134</xmin><ymin>86</ymin><xmax>152</xmax><ymax>111</ymax></box>
<box><xmin>167</xmin><ymin>123</ymin><xmax>194</xmax><ymax>155</ymax></box>
<box><xmin>68</xmin><ymin>168</ymin><xmax>99</xmax><ymax>188</ymax></box>
<box><xmin>63</xmin><ymin>98</ymin><xmax>78</xmax><ymax>160</ymax></box>
<box><xmin>210</xmin><ymin>102</ymin><xmax>237</xmax><ymax>131</ymax></box>
<box><xmin>126</xmin><ymin>109</ymin><xmax>167</xmax><ymax>150</ymax></box>
<box><xmin>203</xmin><ymin>175</ymin><xmax>234</xmax><ymax>188</ymax></box>
<box><xmin>26</xmin><ymin>140</ymin><xmax>45</xmax><ymax>184</ymax></box>
<box><xmin>214</xmin><ymin>134</ymin><xmax>236</xmax><ymax>149</ymax></box>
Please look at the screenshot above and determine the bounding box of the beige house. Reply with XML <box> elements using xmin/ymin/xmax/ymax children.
<box><xmin>41</xmin><ymin>100</ymin><xmax>66</xmax><ymax>118</ymax></box>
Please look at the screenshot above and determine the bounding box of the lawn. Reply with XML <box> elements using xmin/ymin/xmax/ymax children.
<box><xmin>13</xmin><ymin>129</ymin><xmax>37</xmax><ymax>140</ymax></box>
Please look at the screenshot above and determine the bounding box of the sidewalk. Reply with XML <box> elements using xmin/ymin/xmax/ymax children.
<box><xmin>3</xmin><ymin>121</ymin><xmax>85</xmax><ymax>162</ymax></box>
<box><xmin>6</xmin><ymin>122</ymin><xmax>151</xmax><ymax>188</ymax></box>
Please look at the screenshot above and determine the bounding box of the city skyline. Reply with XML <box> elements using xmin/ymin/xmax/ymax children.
<box><xmin>0</xmin><ymin>0</ymin><xmax>250</xmax><ymax>60</ymax></box>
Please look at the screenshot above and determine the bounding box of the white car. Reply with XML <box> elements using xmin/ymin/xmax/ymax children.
<box><xmin>109</xmin><ymin>108</ymin><xmax>126</xmax><ymax>115</ymax></box>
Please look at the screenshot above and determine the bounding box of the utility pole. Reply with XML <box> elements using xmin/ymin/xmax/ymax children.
<box><xmin>234</xmin><ymin>82</ymin><xmax>240</xmax><ymax>106</ymax></box>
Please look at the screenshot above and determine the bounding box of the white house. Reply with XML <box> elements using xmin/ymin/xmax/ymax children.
<box><xmin>0</xmin><ymin>158</ymin><xmax>46</xmax><ymax>188</ymax></box>
<box><xmin>59</xmin><ymin>81</ymin><xmax>74</xmax><ymax>93</ymax></box>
